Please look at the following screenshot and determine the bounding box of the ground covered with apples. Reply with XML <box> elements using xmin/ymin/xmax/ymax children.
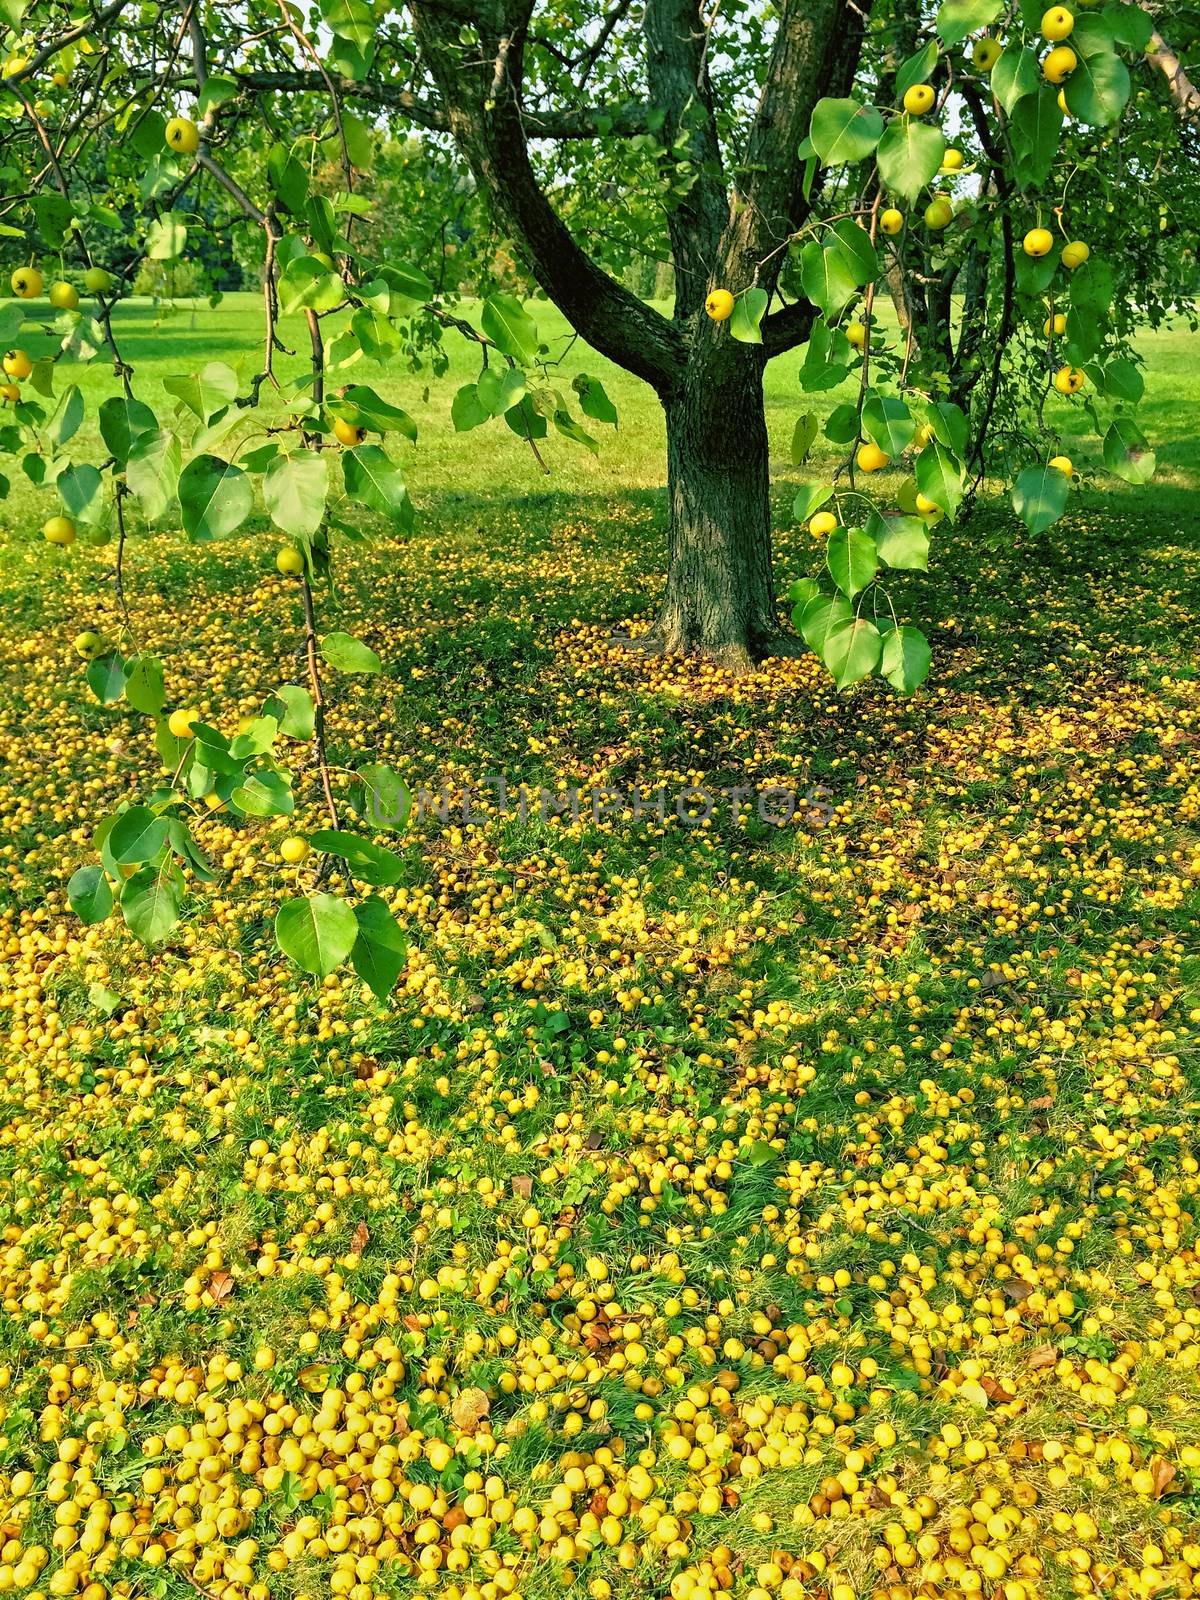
<box><xmin>0</xmin><ymin>298</ymin><xmax>1198</xmax><ymax>1600</ymax></box>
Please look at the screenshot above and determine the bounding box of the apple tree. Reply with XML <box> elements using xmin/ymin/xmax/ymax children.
<box><xmin>0</xmin><ymin>0</ymin><xmax>1193</xmax><ymax>988</ymax></box>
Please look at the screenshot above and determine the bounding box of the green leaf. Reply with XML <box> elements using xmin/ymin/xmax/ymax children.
<box><xmin>729</xmin><ymin>287</ymin><xmax>769</xmax><ymax>344</ymax></box>
<box><xmin>793</xmin><ymin>481</ymin><xmax>833</xmax><ymax>523</ymax></box>
<box><xmin>1064</xmin><ymin>43</ymin><xmax>1130</xmax><ymax>125</ymax></box>
<box><xmin>179</xmin><ymin>456</ymin><xmax>252</xmax><ymax>542</ymax></box>
<box><xmin>925</xmin><ymin>400</ymin><xmax>969</xmax><ymax>458</ymax></box>
<box><xmin>553</xmin><ymin>411</ymin><xmax>599</xmax><ymax>453</ymax></box>
<box><xmin>190</xmin><ymin>722</ymin><xmax>240</xmax><ymax>776</ymax></box>
<box><xmin>799</xmin><ymin>593</ymin><xmax>854</xmax><ymax>656</ymax></box>
<box><xmin>121</xmin><ymin>863</ymin><xmax>182</xmax><ymax>944</ymax></box>
<box><xmin>786</xmin><ymin>577</ymin><xmax>821</xmax><ymax>622</ymax></box>
<box><xmin>1103</xmin><ymin>416</ymin><xmax>1156</xmax><ymax>484</ymax></box>
<box><xmin>351</xmin><ymin>305</ymin><xmax>401</xmax><ymax>363</ymax></box>
<box><xmin>232</xmin><ymin>770</ymin><xmax>294</xmax><ymax>817</ymax></box>
<box><xmin>263</xmin><ymin>685</ymin><xmax>315</xmax><ymax>740</ymax></box>
<box><xmin>109</xmin><ymin>806</ymin><xmax>169</xmax><ymax>866</ymax></box>
<box><xmin>0</xmin><ymin>305</ymin><xmax>24</xmax><ymax>346</ymax></box>
<box><xmin>322</xmin><ymin>0</ymin><xmax>376</xmax><ymax>47</ymax></box>
<box><xmin>126</xmin><ymin>430</ymin><xmax>181</xmax><ymax>520</ymax></box>
<box><xmin>574</xmin><ymin>374</ymin><xmax>618</xmax><ymax>426</ymax></box>
<box><xmin>376</xmin><ymin>260</ymin><xmax>435</xmax><ymax>313</ymax></box>
<box><xmin>264</xmin><ymin>451</ymin><xmax>328</xmax><ymax>537</ymax></box>
<box><xmin>351</xmin><ymin>896</ymin><xmax>408</xmax><ymax>1001</ymax></box>
<box><xmin>124</xmin><ymin>655</ymin><xmax>166</xmax><ymax>715</ymax></box>
<box><xmin>86</xmin><ymin>652</ymin><xmax>127</xmax><ymax>705</ymax></box>
<box><xmin>825</xmin><ymin>403</ymin><xmax>861</xmax><ymax>445</ymax></box>
<box><xmin>873</xmin><ymin>513</ymin><xmax>929</xmax><ymax>570</ymax></box>
<box><xmin>1069</xmin><ymin>258</ymin><xmax>1115</xmax><ymax>315</ymax></box>
<box><xmin>99</xmin><ymin>396</ymin><xmax>157</xmax><ymax>465</ymax></box>
<box><xmin>198</xmin><ymin>73</ymin><xmax>239</xmax><ymax>115</ymax></box>
<box><xmin>68</xmin><ymin>866</ymin><xmax>113</xmax><ymax>926</ymax></box>
<box><xmin>823</xmin><ymin>618</ymin><xmax>883</xmax><ymax>689</ymax></box>
<box><xmin>336</xmin><ymin>110</ymin><xmax>374</xmax><ymax>168</ymax></box>
<box><xmin>478</xmin><ymin>365</ymin><xmax>527</xmax><ymax>417</ymax></box>
<box><xmin>267</xmin><ymin>143</ymin><xmax>309</xmax><ymax>215</ymax></box>
<box><xmin>1010</xmin><ymin>87</ymin><xmax>1063</xmax><ymax>188</ymax></box>
<box><xmin>57</xmin><ymin>464</ymin><xmax>107</xmax><ymax>525</ymax></box>
<box><xmin>278</xmin><ymin>255</ymin><xmax>344</xmax><ymax>315</ymax></box>
<box><xmin>876</xmin><ymin>119</ymin><xmax>945</xmax><ymax>204</ymax></box>
<box><xmin>505</xmin><ymin>397</ymin><xmax>548</xmax><ymax>441</ymax></box>
<box><xmin>321</xmin><ymin>632</ymin><xmax>381</xmax><ymax>674</ymax></box>
<box><xmin>1101</xmin><ymin>358</ymin><xmax>1144</xmax><ymax>404</ymax></box>
<box><xmin>229</xmin><ymin>717</ymin><xmax>279</xmax><ymax>760</ymax></box>
<box><xmin>826</xmin><ymin>525</ymin><xmax>878</xmax><ymax>598</ymax></box>
<box><xmin>799</xmin><ymin>240</ymin><xmax>858</xmax><ymax>319</ymax></box>
<box><xmin>45</xmin><ymin>385</ymin><xmax>84</xmax><ymax>448</ymax></box>
<box><xmin>881</xmin><ymin>625</ymin><xmax>932</xmax><ymax>693</ymax></box>
<box><xmin>808</xmin><ymin>98</ymin><xmax>884</xmax><ymax>165</ymax></box>
<box><xmin>936</xmin><ymin>0</ymin><xmax>1002</xmax><ymax>46</ymax></box>
<box><xmin>481</xmin><ymin>294</ymin><xmax>540</xmax><ymax>363</ymax></box>
<box><xmin>88</xmin><ymin>982</ymin><xmax>121</xmax><ymax>1015</ymax></box>
<box><xmin>451</xmin><ymin>383</ymin><xmax>489</xmax><ymax>432</ymax></box>
<box><xmin>830</xmin><ymin>218</ymin><xmax>879</xmax><ymax>284</ymax></box>
<box><xmin>991</xmin><ymin>49</ymin><xmax>1040</xmax><ymax>114</ymax></box>
<box><xmin>862</xmin><ymin>392</ymin><xmax>915</xmax><ymax>456</ymax></box>
<box><xmin>1015</xmin><ymin>251</ymin><xmax>1057</xmax><ymax>295</ymax></box>
<box><xmin>332</xmin><ymin>385</ymin><xmax>417</xmax><ymax>440</ymax></box>
<box><xmin>309</xmin><ymin>829</ymin><xmax>406</xmax><ymax>886</ymax></box>
<box><xmin>1105</xmin><ymin>3</ymin><xmax>1152</xmax><ymax>50</ymax></box>
<box><xmin>799</xmin><ymin>318</ymin><xmax>852</xmax><ymax>392</ymax></box>
<box><xmin>915</xmin><ymin>441</ymin><xmax>963</xmax><ymax>521</ymax></box>
<box><xmin>276</xmin><ymin>894</ymin><xmax>359</xmax><ymax>978</ymax></box>
<box><xmin>791</xmin><ymin>413</ymin><xmax>819</xmax><ymax>466</ymax></box>
<box><xmin>32</xmin><ymin>193</ymin><xmax>73</xmax><ymax>247</ymax></box>
<box><xmin>146</xmin><ymin>212</ymin><xmax>187</xmax><ymax>260</ymax></box>
<box><xmin>1012</xmin><ymin>463</ymin><xmax>1069</xmax><ymax>533</ymax></box>
<box><xmin>163</xmin><ymin>362</ymin><xmax>239</xmax><ymax>423</ymax></box>
<box><xmin>896</xmin><ymin>40</ymin><xmax>940</xmax><ymax>98</ymax></box>
<box><xmin>342</xmin><ymin>445</ymin><xmax>411</xmax><ymax>527</ymax></box>
<box><xmin>356</xmin><ymin>764</ymin><xmax>412</xmax><ymax>830</ymax></box>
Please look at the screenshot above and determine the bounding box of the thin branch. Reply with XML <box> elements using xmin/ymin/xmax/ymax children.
<box><xmin>3</xmin><ymin>0</ymin><xmax>132</xmax><ymax>84</ymax></box>
<box><xmin>229</xmin><ymin>67</ymin><xmax>649</xmax><ymax>137</ymax></box>
<box><xmin>300</xmin><ymin>576</ymin><xmax>340</xmax><ymax>831</ymax></box>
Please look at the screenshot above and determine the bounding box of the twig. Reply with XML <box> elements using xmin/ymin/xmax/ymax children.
<box><xmin>300</xmin><ymin>577</ymin><xmax>340</xmax><ymax>831</ymax></box>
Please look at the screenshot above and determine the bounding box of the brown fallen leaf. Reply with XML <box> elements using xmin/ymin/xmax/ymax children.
<box><xmin>1151</xmin><ymin>1457</ymin><xmax>1177</xmax><ymax>1499</ymax></box>
<box><xmin>511</xmin><ymin>1175</ymin><xmax>534</xmax><ymax>1199</ymax></box>
<box><xmin>450</xmin><ymin>1386</ymin><xmax>491</xmax><ymax>1433</ymax></box>
<box><xmin>209</xmin><ymin>1270</ymin><xmax>234</xmax><ymax>1302</ymax></box>
<box><xmin>1027</xmin><ymin>1346</ymin><xmax>1058</xmax><ymax>1370</ymax></box>
<box><xmin>350</xmin><ymin>1220</ymin><xmax>370</xmax><ymax>1257</ymax></box>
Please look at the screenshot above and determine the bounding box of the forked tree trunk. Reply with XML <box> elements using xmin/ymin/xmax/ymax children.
<box><xmin>635</xmin><ymin>349</ymin><xmax>783</xmax><ymax>671</ymax></box>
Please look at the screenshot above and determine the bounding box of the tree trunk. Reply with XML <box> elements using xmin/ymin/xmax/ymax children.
<box><xmin>631</xmin><ymin>349</ymin><xmax>783</xmax><ymax>670</ymax></box>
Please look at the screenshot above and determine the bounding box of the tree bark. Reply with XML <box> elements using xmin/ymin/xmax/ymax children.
<box><xmin>628</xmin><ymin>348</ymin><xmax>783</xmax><ymax>669</ymax></box>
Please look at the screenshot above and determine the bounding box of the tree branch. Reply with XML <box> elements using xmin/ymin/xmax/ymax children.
<box><xmin>1148</xmin><ymin>31</ymin><xmax>1200</xmax><ymax>123</ymax></box>
<box><xmin>643</xmin><ymin>0</ymin><xmax>727</xmax><ymax>320</ymax></box>
<box><xmin>721</xmin><ymin>0</ymin><xmax>872</xmax><ymax>288</ymax></box>
<box><xmin>408</xmin><ymin>0</ymin><xmax>686</xmax><ymax>394</ymax></box>
<box><xmin>230</xmin><ymin>67</ymin><xmax>649</xmax><ymax>138</ymax></box>
<box><xmin>4</xmin><ymin>0</ymin><xmax>132</xmax><ymax>83</ymax></box>
<box><xmin>760</xmin><ymin>297</ymin><xmax>816</xmax><ymax>357</ymax></box>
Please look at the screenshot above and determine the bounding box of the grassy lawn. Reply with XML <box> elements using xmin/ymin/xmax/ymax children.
<box><xmin>0</xmin><ymin>292</ymin><xmax>1198</xmax><ymax>1600</ymax></box>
